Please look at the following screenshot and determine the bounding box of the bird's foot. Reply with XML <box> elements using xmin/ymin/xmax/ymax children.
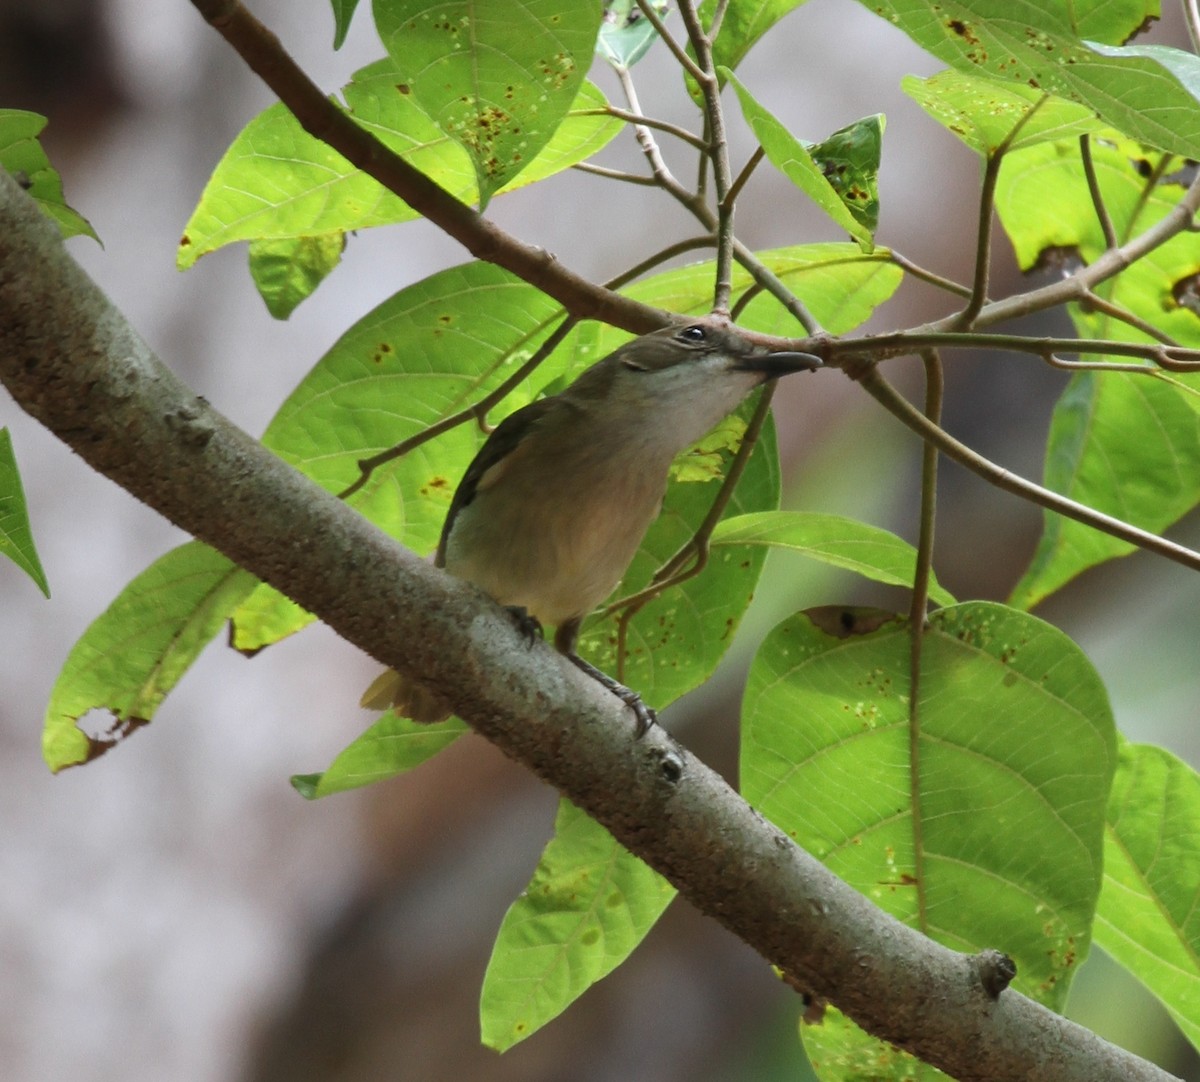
<box><xmin>505</xmin><ymin>605</ymin><xmax>544</xmax><ymax>647</ymax></box>
<box><xmin>567</xmin><ymin>652</ymin><xmax>657</xmax><ymax>737</ymax></box>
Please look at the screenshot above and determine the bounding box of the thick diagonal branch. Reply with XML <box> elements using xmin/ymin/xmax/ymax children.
<box><xmin>0</xmin><ymin>175</ymin><xmax>1178</xmax><ymax>1082</ymax></box>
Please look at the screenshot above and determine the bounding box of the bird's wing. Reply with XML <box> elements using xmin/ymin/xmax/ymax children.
<box><xmin>434</xmin><ymin>396</ymin><xmax>558</xmax><ymax>568</ymax></box>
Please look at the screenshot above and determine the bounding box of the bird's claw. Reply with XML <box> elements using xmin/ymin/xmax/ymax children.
<box><xmin>505</xmin><ymin>605</ymin><xmax>544</xmax><ymax>647</ymax></box>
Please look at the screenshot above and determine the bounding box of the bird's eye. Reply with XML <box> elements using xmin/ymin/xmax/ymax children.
<box><xmin>676</xmin><ymin>325</ymin><xmax>707</xmax><ymax>343</ymax></box>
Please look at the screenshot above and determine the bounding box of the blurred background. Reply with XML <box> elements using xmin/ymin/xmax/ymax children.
<box><xmin>1</xmin><ymin>1</ymin><xmax>1198</xmax><ymax>1079</ymax></box>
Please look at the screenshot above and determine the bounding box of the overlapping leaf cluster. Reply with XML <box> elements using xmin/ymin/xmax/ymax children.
<box><xmin>14</xmin><ymin>0</ymin><xmax>1200</xmax><ymax>1075</ymax></box>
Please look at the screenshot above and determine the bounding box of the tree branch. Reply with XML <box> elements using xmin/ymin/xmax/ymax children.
<box><xmin>0</xmin><ymin>173</ymin><xmax>1179</xmax><ymax>1082</ymax></box>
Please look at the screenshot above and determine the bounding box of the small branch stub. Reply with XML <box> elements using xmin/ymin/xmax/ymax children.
<box><xmin>973</xmin><ymin>949</ymin><xmax>1018</xmax><ymax>1000</ymax></box>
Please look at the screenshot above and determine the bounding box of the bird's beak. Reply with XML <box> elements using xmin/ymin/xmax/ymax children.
<box><xmin>735</xmin><ymin>348</ymin><xmax>823</xmax><ymax>377</ymax></box>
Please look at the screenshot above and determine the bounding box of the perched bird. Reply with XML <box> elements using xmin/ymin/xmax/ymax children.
<box><xmin>361</xmin><ymin>317</ymin><xmax>821</xmax><ymax>731</ymax></box>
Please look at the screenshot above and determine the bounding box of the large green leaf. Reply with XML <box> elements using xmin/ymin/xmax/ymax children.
<box><xmin>711</xmin><ymin>510</ymin><xmax>955</xmax><ymax>606</ymax></box>
<box><xmin>179</xmin><ymin>70</ymin><xmax>619</xmax><ymax>268</ymax></box>
<box><xmin>996</xmin><ymin>138</ymin><xmax>1200</xmax><ymax>608</ymax></box>
<box><xmin>742</xmin><ymin>601</ymin><xmax>1115</xmax><ymax>1072</ymax></box>
<box><xmin>701</xmin><ymin>0</ymin><xmax>813</xmax><ymax>81</ymax></box>
<box><xmin>857</xmin><ymin>1</ymin><xmax>1200</xmax><ymax>157</ymax></box>
<box><xmin>42</xmin><ymin>543</ymin><xmax>257</xmax><ymax>772</ymax></box>
<box><xmin>0</xmin><ymin>428</ymin><xmax>49</xmax><ymax>598</ymax></box>
<box><xmin>0</xmin><ymin>109</ymin><xmax>95</xmax><ymax>240</ymax></box>
<box><xmin>372</xmin><ymin>0</ymin><xmax>600</xmax><ymax>205</ymax></box>
<box><xmin>725</xmin><ymin>72</ymin><xmax>879</xmax><ymax>250</ymax></box>
<box><xmin>263</xmin><ymin>261</ymin><xmax>566</xmax><ymax>548</ymax></box>
<box><xmin>480</xmin><ymin>799</ymin><xmax>675</xmax><ymax>1050</ymax></box>
<box><xmin>1095</xmin><ymin>741</ymin><xmax>1200</xmax><ymax>1053</ymax></box>
<box><xmin>902</xmin><ymin>69</ymin><xmax>1099</xmax><ymax>157</ymax></box>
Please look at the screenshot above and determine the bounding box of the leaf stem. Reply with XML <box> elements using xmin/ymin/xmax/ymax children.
<box><xmin>908</xmin><ymin>348</ymin><xmax>943</xmax><ymax>935</ymax></box>
<box><xmin>1079</xmin><ymin>135</ymin><xmax>1118</xmax><ymax>251</ymax></box>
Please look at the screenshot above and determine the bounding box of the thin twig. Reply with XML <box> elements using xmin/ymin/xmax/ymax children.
<box><xmin>576</xmin><ymin>105</ymin><xmax>707</xmax><ymax>150</ymax></box>
<box><xmin>676</xmin><ymin>0</ymin><xmax>736</xmax><ymax>313</ymax></box>
<box><xmin>725</xmin><ymin>147</ymin><xmax>765</xmax><ymax>212</ymax></box>
<box><xmin>601</xmin><ymin>380</ymin><xmax>780</xmax><ymax>628</ymax></box>
<box><xmin>955</xmin><ymin>98</ymin><xmax>1047</xmax><ymax>328</ymax></box>
<box><xmin>338</xmin><ymin>317</ymin><xmax>579</xmax><ymax>499</ymax></box>
<box><xmin>1079</xmin><ymin>135</ymin><xmax>1119</xmax><ymax>251</ymax></box>
<box><xmin>633</xmin><ymin>0</ymin><xmax>705</xmax><ymax>80</ymax></box>
<box><xmin>964</xmin><ymin>171</ymin><xmax>1200</xmax><ymax>330</ymax></box>
<box><xmin>824</xmin><ymin>330</ymin><xmax>1200</xmax><ymax>370</ymax></box>
<box><xmin>572</xmin><ymin>162</ymin><xmax>661</xmax><ymax>186</ymax></box>
<box><xmin>887</xmin><ymin>250</ymin><xmax>974</xmax><ymax>299</ymax></box>
<box><xmin>1077</xmin><ymin>288</ymin><xmax>1183</xmax><ymax>347</ymax></box>
<box><xmin>857</xmin><ymin>366</ymin><xmax>1200</xmax><ymax>576</ymax></box>
<box><xmin>732</xmin><ymin>240</ymin><xmax>825</xmax><ymax>334</ymax></box>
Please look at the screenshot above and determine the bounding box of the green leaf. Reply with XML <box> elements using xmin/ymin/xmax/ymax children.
<box><xmin>42</xmin><ymin>543</ymin><xmax>257</xmax><ymax>772</ymax></box>
<box><xmin>902</xmin><ymin>69</ymin><xmax>1099</xmax><ymax>157</ymax></box>
<box><xmin>598</xmin><ymin>0</ymin><xmax>667</xmax><ymax>67</ymax></box>
<box><xmin>0</xmin><ymin>109</ymin><xmax>96</xmax><ymax>241</ymax></box>
<box><xmin>806</xmin><ymin>1005</ymin><xmax>948</xmax><ymax>1080</ymax></box>
<box><xmin>229</xmin><ymin>582</ymin><xmax>316</xmax><ymax>654</ymax></box>
<box><xmin>1096</xmin><ymin>741</ymin><xmax>1200</xmax><ymax>1052</ymax></box>
<box><xmin>330</xmin><ymin>0</ymin><xmax>362</xmax><ymax>47</ymax></box>
<box><xmin>742</xmin><ymin>601</ymin><xmax>1115</xmax><ymax>1068</ymax></box>
<box><xmin>858</xmin><ymin>0</ymin><xmax>1200</xmax><ymax>157</ymax></box>
<box><xmin>703</xmin><ymin>0</ymin><xmax>813</xmax><ymax>79</ymax></box>
<box><xmin>293</xmin><ymin>713</ymin><xmax>467</xmax><ymax>798</ymax></box>
<box><xmin>247</xmin><ymin>233</ymin><xmax>345</xmax><ymax>319</ymax></box>
<box><xmin>480</xmin><ymin>799</ymin><xmax>675</xmax><ymax>1050</ymax></box>
<box><xmin>0</xmin><ymin>428</ymin><xmax>49</xmax><ymax>597</ymax></box>
<box><xmin>996</xmin><ymin>138</ymin><xmax>1200</xmax><ymax>607</ymax></box>
<box><xmin>179</xmin><ymin>70</ymin><xmax>619</xmax><ymax>269</ymax></box>
<box><xmin>710</xmin><ymin>510</ymin><xmax>956</xmax><ymax>606</ymax></box>
<box><xmin>372</xmin><ymin>0</ymin><xmax>601</xmax><ymax>206</ymax></box>
<box><xmin>724</xmin><ymin>72</ymin><xmax>879</xmax><ymax>250</ymax></box>
<box><xmin>1010</xmin><ymin>371</ymin><xmax>1200</xmax><ymax>609</ymax></box>
<box><xmin>806</xmin><ymin>114</ymin><xmax>884</xmax><ymax>238</ymax></box>
<box><xmin>262</xmin><ymin>261</ymin><xmax>568</xmax><ymax>558</ymax></box>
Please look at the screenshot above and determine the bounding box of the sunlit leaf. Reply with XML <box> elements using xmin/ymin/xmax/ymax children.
<box><xmin>248</xmin><ymin>233</ymin><xmax>345</xmax><ymax>319</ymax></box>
<box><xmin>480</xmin><ymin>799</ymin><xmax>675</xmax><ymax>1050</ymax></box>
<box><xmin>372</xmin><ymin>0</ymin><xmax>600</xmax><ymax>205</ymax></box>
<box><xmin>997</xmin><ymin>138</ymin><xmax>1200</xmax><ymax>607</ymax></box>
<box><xmin>179</xmin><ymin>72</ymin><xmax>619</xmax><ymax>268</ymax></box>
<box><xmin>1096</xmin><ymin>741</ymin><xmax>1200</xmax><ymax>1053</ymax></box>
<box><xmin>0</xmin><ymin>428</ymin><xmax>49</xmax><ymax>597</ymax></box>
<box><xmin>903</xmin><ymin>69</ymin><xmax>1099</xmax><ymax>157</ymax></box>
<box><xmin>0</xmin><ymin>109</ymin><xmax>96</xmax><ymax>240</ymax></box>
<box><xmin>858</xmin><ymin>1</ymin><xmax>1198</xmax><ymax>156</ymax></box>
<box><xmin>711</xmin><ymin>510</ymin><xmax>955</xmax><ymax>606</ymax></box>
<box><xmin>742</xmin><ymin>601</ymin><xmax>1115</xmax><ymax>1069</ymax></box>
<box><xmin>725</xmin><ymin>72</ymin><xmax>878</xmax><ymax>250</ymax></box>
<box><xmin>42</xmin><ymin>543</ymin><xmax>257</xmax><ymax>771</ymax></box>
<box><xmin>293</xmin><ymin>713</ymin><xmax>467</xmax><ymax>798</ymax></box>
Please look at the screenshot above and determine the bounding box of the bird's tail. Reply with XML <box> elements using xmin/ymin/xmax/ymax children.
<box><xmin>359</xmin><ymin>668</ymin><xmax>452</xmax><ymax>723</ymax></box>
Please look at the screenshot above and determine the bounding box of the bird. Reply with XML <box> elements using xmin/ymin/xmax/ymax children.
<box><xmin>361</xmin><ymin>316</ymin><xmax>821</xmax><ymax>733</ymax></box>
